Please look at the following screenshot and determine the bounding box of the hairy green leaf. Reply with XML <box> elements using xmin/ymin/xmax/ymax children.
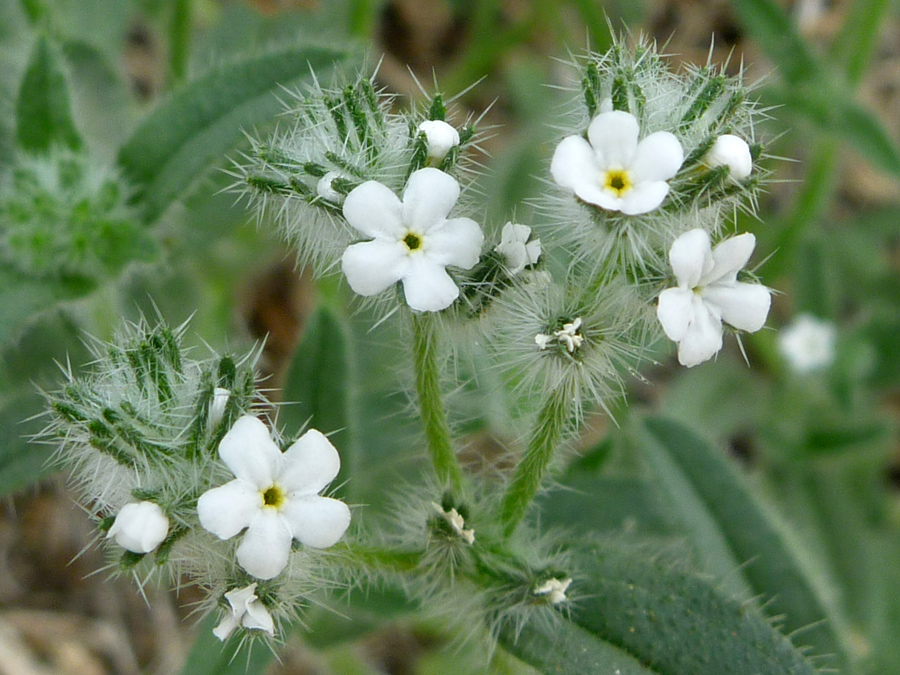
<box><xmin>117</xmin><ymin>43</ymin><xmax>356</xmax><ymax>224</ymax></box>
<box><xmin>16</xmin><ymin>33</ymin><xmax>82</xmax><ymax>152</ymax></box>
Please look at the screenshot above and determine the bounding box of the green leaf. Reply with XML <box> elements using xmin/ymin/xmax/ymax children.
<box><xmin>117</xmin><ymin>43</ymin><xmax>356</xmax><ymax>224</ymax></box>
<box><xmin>16</xmin><ymin>33</ymin><xmax>82</xmax><ymax>152</ymax></box>
<box><xmin>281</xmin><ymin>300</ymin><xmax>351</xmax><ymax>496</ymax></box>
<box><xmin>639</xmin><ymin>416</ymin><xmax>850</xmax><ymax>670</ymax></box>
<box><xmin>177</xmin><ymin>616</ymin><xmax>274</xmax><ymax>675</ymax></box>
<box><xmin>500</xmin><ymin>541</ymin><xmax>819</xmax><ymax>675</ymax></box>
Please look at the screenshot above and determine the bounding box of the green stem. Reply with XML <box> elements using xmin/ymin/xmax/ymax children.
<box><xmin>500</xmin><ymin>386</ymin><xmax>571</xmax><ymax>537</ymax></box>
<box><xmin>411</xmin><ymin>313</ymin><xmax>463</xmax><ymax>490</ymax></box>
<box><xmin>332</xmin><ymin>543</ymin><xmax>422</xmax><ymax>573</ymax></box>
<box><xmin>168</xmin><ymin>0</ymin><xmax>192</xmax><ymax>86</ymax></box>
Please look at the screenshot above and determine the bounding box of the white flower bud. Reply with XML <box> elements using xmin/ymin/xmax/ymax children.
<box><xmin>316</xmin><ymin>171</ymin><xmax>344</xmax><ymax>204</ymax></box>
<box><xmin>778</xmin><ymin>314</ymin><xmax>836</xmax><ymax>373</ymax></box>
<box><xmin>107</xmin><ymin>501</ymin><xmax>169</xmax><ymax>553</ymax></box>
<box><xmin>705</xmin><ymin>134</ymin><xmax>753</xmax><ymax>180</ymax></box>
<box><xmin>208</xmin><ymin>387</ymin><xmax>230</xmax><ymax>428</ymax></box>
<box><xmin>418</xmin><ymin>120</ymin><xmax>460</xmax><ymax>162</ymax></box>
<box><xmin>533</xmin><ymin>577</ymin><xmax>572</xmax><ymax>604</ymax></box>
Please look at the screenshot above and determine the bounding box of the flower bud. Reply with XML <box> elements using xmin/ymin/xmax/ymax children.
<box><xmin>107</xmin><ymin>501</ymin><xmax>169</xmax><ymax>553</ymax></box>
<box><xmin>316</xmin><ymin>171</ymin><xmax>344</xmax><ymax>203</ymax></box>
<box><xmin>705</xmin><ymin>134</ymin><xmax>752</xmax><ymax>180</ymax></box>
<box><xmin>208</xmin><ymin>387</ymin><xmax>230</xmax><ymax>428</ymax></box>
<box><xmin>418</xmin><ymin>120</ymin><xmax>460</xmax><ymax>162</ymax></box>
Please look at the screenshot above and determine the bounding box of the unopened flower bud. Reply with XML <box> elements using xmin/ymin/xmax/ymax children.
<box><xmin>316</xmin><ymin>171</ymin><xmax>344</xmax><ymax>203</ymax></box>
<box><xmin>418</xmin><ymin>120</ymin><xmax>460</xmax><ymax>162</ymax></box>
<box><xmin>208</xmin><ymin>387</ymin><xmax>230</xmax><ymax>428</ymax></box>
<box><xmin>107</xmin><ymin>501</ymin><xmax>169</xmax><ymax>553</ymax></box>
<box><xmin>705</xmin><ymin>134</ymin><xmax>752</xmax><ymax>180</ymax></box>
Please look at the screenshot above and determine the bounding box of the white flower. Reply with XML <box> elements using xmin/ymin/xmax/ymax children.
<box><xmin>551</xmin><ymin>110</ymin><xmax>683</xmax><ymax>215</ymax></box>
<box><xmin>432</xmin><ymin>502</ymin><xmax>475</xmax><ymax>545</ymax></box>
<box><xmin>341</xmin><ymin>168</ymin><xmax>484</xmax><ymax>312</ymax></box>
<box><xmin>705</xmin><ymin>134</ymin><xmax>752</xmax><ymax>180</ymax></box>
<box><xmin>657</xmin><ymin>229</ymin><xmax>771</xmax><ymax>367</ymax></box>
<box><xmin>208</xmin><ymin>387</ymin><xmax>230</xmax><ymax>428</ymax></box>
<box><xmin>535</xmin><ymin>317</ymin><xmax>584</xmax><ymax>353</ymax></box>
<box><xmin>107</xmin><ymin>501</ymin><xmax>169</xmax><ymax>554</ymax></box>
<box><xmin>316</xmin><ymin>171</ymin><xmax>344</xmax><ymax>203</ymax></box>
<box><xmin>778</xmin><ymin>314</ymin><xmax>836</xmax><ymax>373</ymax></box>
<box><xmin>533</xmin><ymin>577</ymin><xmax>572</xmax><ymax>605</ymax></box>
<box><xmin>197</xmin><ymin>416</ymin><xmax>351</xmax><ymax>580</ymax></box>
<box><xmin>418</xmin><ymin>120</ymin><xmax>460</xmax><ymax>162</ymax></box>
<box><xmin>212</xmin><ymin>583</ymin><xmax>275</xmax><ymax>641</ymax></box>
<box><xmin>495</xmin><ymin>223</ymin><xmax>542</xmax><ymax>274</ymax></box>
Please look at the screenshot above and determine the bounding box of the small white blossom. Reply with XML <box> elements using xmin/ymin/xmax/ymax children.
<box><xmin>551</xmin><ymin>110</ymin><xmax>683</xmax><ymax>215</ymax></box>
<box><xmin>418</xmin><ymin>120</ymin><xmax>460</xmax><ymax>162</ymax></box>
<box><xmin>208</xmin><ymin>387</ymin><xmax>230</xmax><ymax>428</ymax></box>
<box><xmin>534</xmin><ymin>333</ymin><xmax>552</xmax><ymax>350</ymax></box>
<box><xmin>778</xmin><ymin>314</ymin><xmax>836</xmax><ymax>373</ymax></box>
<box><xmin>212</xmin><ymin>583</ymin><xmax>275</xmax><ymax>641</ymax></box>
<box><xmin>534</xmin><ymin>317</ymin><xmax>584</xmax><ymax>353</ymax></box>
<box><xmin>705</xmin><ymin>134</ymin><xmax>753</xmax><ymax>180</ymax></box>
<box><xmin>107</xmin><ymin>501</ymin><xmax>169</xmax><ymax>554</ymax></box>
<box><xmin>316</xmin><ymin>171</ymin><xmax>344</xmax><ymax>203</ymax></box>
<box><xmin>495</xmin><ymin>223</ymin><xmax>542</xmax><ymax>274</ymax></box>
<box><xmin>197</xmin><ymin>416</ymin><xmax>351</xmax><ymax>580</ymax></box>
<box><xmin>432</xmin><ymin>502</ymin><xmax>475</xmax><ymax>545</ymax></box>
<box><xmin>657</xmin><ymin>229</ymin><xmax>771</xmax><ymax>367</ymax></box>
<box><xmin>533</xmin><ymin>577</ymin><xmax>572</xmax><ymax>605</ymax></box>
<box><xmin>341</xmin><ymin>168</ymin><xmax>484</xmax><ymax>312</ymax></box>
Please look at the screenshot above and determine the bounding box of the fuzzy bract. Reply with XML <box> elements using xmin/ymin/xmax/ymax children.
<box><xmin>197</xmin><ymin>416</ymin><xmax>351</xmax><ymax>580</ymax></box>
<box><xmin>551</xmin><ymin>110</ymin><xmax>683</xmax><ymax>215</ymax></box>
<box><xmin>341</xmin><ymin>168</ymin><xmax>484</xmax><ymax>312</ymax></box>
<box><xmin>495</xmin><ymin>223</ymin><xmax>541</xmax><ymax>274</ymax></box>
<box><xmin>657</xmin><ymin>229</ymin><xmax>771</xmax><ymax>367</ymax></box>
<box><xmin>107</xmin><ymin>501</ymin><xmax>169</xmax><ymax>553</ymax></box>
<box><xmin>213</xmin><ymin>583</ymin><xmax>275</xmax><ymax>640</ymax></box>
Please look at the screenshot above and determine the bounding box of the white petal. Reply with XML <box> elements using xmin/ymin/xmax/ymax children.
<box><xmin>587</xmin><ymin>111</ymin><xmax>639</xmax><ymax>167</ymax></box>
<box><xmin>401</xmin><ymin>256</ymin><xmax>460</xmax><ymax>312</ymax></box>
<box><xmin>107</xmin><ymin>502</ymin><xmax>169</xmax><ymax>553</ymax></box>
<box><xmin>706</xmin><ymin>135</ymin><xmax>752</xmax><ymax>179</ymax></box>
<box><xmin>342</xmin><ymin>180</ymin><xmax>404</xmax><ymax>239</ymax></box>
<box><xmin>341</xmin><ymin>240</ymin><xmax>410</xmax><ymax>296</ymax></box>
<box><xmin>550</xmin><ymin>135</ymin><xmax>598</xmax><ymax>191</ymax></box>
<box><xmin>281</xmin><ymin>495</ymin><xmax>351</xmax><ymax>548</ymax></box>
<box><xmin>425</xmin><ymin>217</ymin><xmax>484</xmax><ymax>269</ymax></box>
<box><xmin>572</xmin><ymin>180</ymin><xmax>623</xmax><ymax>211</ymax></box>
<box><xmin>657</xmin><ymin>287</ymin><xmax>695</xmax><ymax>342</ymax></box>
<box><xmin>236</xmin><ymin>510</ymin><xmax>293</xmax><ymax>580</ymax></box>
<box><xmin>629</xmin><ymin>131</ymin><xmax>684</xmax><ymax>182</ymax></box>
<box><xmin>618</xmin><ymin>181</ymin><xmax>670</xmax><ymax>215</ymax></box>
<box><xmin>280</xmin><ymin>429</ymin><xmax>341</xmax><ymax>495</ymax></box>
<box><xmin>703</xmin><ymin>281</ymin><xmax>771</xmax><ymax>333</ymax></box>
<box><xmin>242</xmin><ymin>597</ymin><xmax>275</xmax><ymax>635</ymax></box>
<box><xmin>677</xmin><ymin>297</ymin><xmax>724</xmax><ymax>367</ymax></box>
<box><xmin>213</xmin><ymin>614</ymin><xmax>240</xmax><ymax>641</ymax></box>
<box><xmin>197</xmin><ymin>479</ymin><xmax>261</xmax><ymax>540</ymax></box>
<box><xmin>703</xmin><ymin>233</ymin><xmax>756</xmax><ymax>285</ymax></box>
<box><xmin>524</xmin><ymin>239</ymin><xmax>542</xmax><ymax>265</ymax></box>
<box><xmin>218</xmin><ymin>416</ymin><xmax>283</xmax><ymax>488</ymax></box>
<box><xmin>669</xmin><ymin>229</ymin><xmax>713</xmax><ymax>288</ymax></box>
<box><xmin>402</xmin><ymin>168</ymin><xmax>460</xmax><ymax>232</ymax></box>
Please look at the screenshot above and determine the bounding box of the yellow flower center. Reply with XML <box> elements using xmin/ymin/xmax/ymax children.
<box><xmin>262</xmin><ymin>484</ymin><xmax>286</xmax><ymax>509</ymax></box>
<box><xmin>402</xmin><ymin>231</ymin><xmax>423</xmax><ymax>252</ymax></box>
<box><xmin>603</xmin><ymin>169</ymin><xmax>633</xmax><ymax>197</ymax></box>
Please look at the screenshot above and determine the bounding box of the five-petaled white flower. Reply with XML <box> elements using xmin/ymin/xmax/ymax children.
<box><xmin>107</xmin><ymin>501</ymin><xmax>169</xmax><ymax>553</ymax></box>
<box><xmin>778</xmin><ymin>314</ymin><xmax>836</xmax><ymax>373</ymax></box>
<box><xmin>212</xmin><ymin>583</ymin><xmax>275</xmax><ymax>641</ymax></box>
<box><xmin>551</xmin><ymin>110</ymin><xmax>684</xmax><ymax>215</ymax></box>
<box><xmin>418</xmin><ymin>120</ymin><xmax>460</xmax><ymax>162</ymax></box>
<box><xmin>341</xmin><ymin>168</ymin><xmax>484</xmax><ymax>312</ymax></box>
<box><xmin>533</xmin><ymin>577</ymin><xmax>572</xmax><ymax>605</ymax></box>
<box><xmin>657</xmin><ymin>229</ymin><xmax>771</xmax><ymax>367</ymax></box>
<box><xmin>705</xmin><ymin>134</ymin><xmax>753</xmax><ymax>181</ymax></box>
<box><xmin>495</xmin><ymin>223</ymin><xmax>542</xmax><ymax>274</ymax></box>
<box><xmin>197</xmin><ymin>416</ymin><xmax>351</xmax><ymax>580</ymax></box>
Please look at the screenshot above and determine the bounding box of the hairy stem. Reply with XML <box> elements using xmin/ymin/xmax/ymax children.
<box><xmin>500</xmin><ymin>386</ymin><xmax>571</xmax><ymax>537</ymax></box>
<box><xmin>411</xmin><ymin>313</ymin><xmax>463</xmax><ymax>489</ymax></box>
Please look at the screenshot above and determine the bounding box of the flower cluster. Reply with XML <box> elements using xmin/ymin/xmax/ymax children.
<box><xmin>41</xmin><ymin>319</ymin><xmax>350</xmax><ymax>642</ymax></box>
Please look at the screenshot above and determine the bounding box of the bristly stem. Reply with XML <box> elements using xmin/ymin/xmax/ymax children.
<box><xmin>411</xmin><ymin>313</ymin><xmax>463</xmax><ymax>490</ymax></box>
<box><xmin>500</xmin><ymin>386</ymin><xmax>571</xmax><ymax>537</ymax></box>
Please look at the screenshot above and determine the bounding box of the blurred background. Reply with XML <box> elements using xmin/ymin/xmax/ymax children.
<box><xmin>1</xmin><ymin>0</ymin><xmax>899</xmax><ymax>673</ymax></box>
